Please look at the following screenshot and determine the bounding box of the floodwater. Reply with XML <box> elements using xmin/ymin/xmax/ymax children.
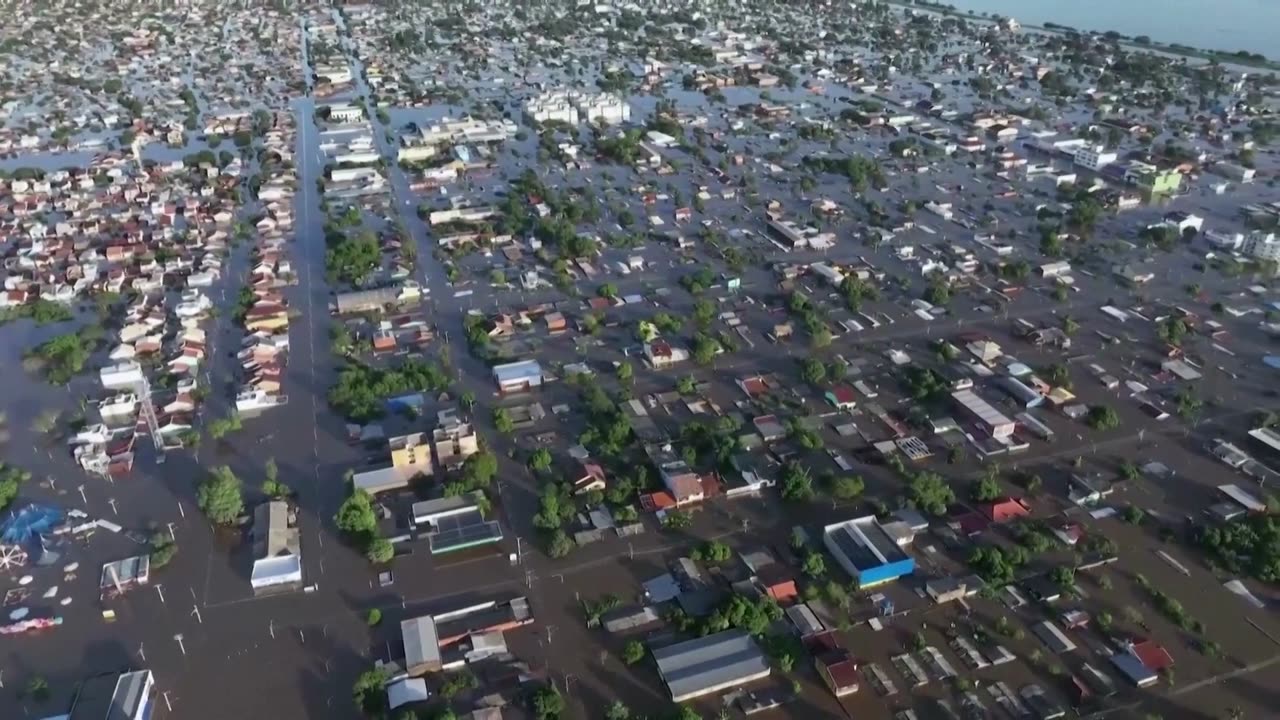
<box><xmin>945</xmin><ymin>0</ymin><xmax>1280</xmax><ymax>58</ymax></box>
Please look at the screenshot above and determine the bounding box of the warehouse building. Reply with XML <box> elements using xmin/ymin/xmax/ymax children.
<box><xmin>653</xmin><ymin>629</ymin><xmax>771</xmax><ymax>702</ymax></box>
<box><xmin>951</xmin><ymin>389</ymin><xmax>1016</xmax><ymax>438</ymax></box>
<box><xmin>250</xmin><ymin>501</ymin><xmax>303</xmax><ymax>593</ymax></box>
<box><xmin>69</xmin><ymin>669</ymin><xmax>155</xmax><ymax>720</ymax></box>
<box><xmin>823</xmin><ymin>516</ymin><xmax>916</xmax><ymax>587</ymax></box>
<box><xmin>492</xmin><ymin>359</ymin><xmax>543</xmax><ymax>394</ymax></box>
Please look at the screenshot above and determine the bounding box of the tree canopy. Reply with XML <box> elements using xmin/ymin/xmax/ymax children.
<box><xmin>197</xmin><ymin>466</ymin><xmax>244</xmax><ymax>525</ymax></box>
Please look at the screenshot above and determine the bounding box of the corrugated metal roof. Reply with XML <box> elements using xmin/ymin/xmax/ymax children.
<box><xmin>652</xmin><ymin>629</ymin><xmax>770</xmax><ymax>701</ymax></box>
<box><xmin>401</xmin><ymin>617</ymin><xmax>441</xmax><ymax>670</ymax></box>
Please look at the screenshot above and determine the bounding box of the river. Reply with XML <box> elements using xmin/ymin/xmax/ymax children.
<box><xmin>944</xmin><ymin>0</ymin><xmax>1280</xmax><ymax>60</ymax></box>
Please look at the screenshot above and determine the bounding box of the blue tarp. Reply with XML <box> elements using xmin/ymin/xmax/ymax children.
<box><xmin>1</xmin><ymin>504</ymin><xmax>65</xmax><ymax>547</ymax></box>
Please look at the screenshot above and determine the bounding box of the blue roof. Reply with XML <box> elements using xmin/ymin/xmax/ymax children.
<box><xmin>493</xmin><ymin>359</ymin><xmax>542</xmax><ymax>382</ymax></box>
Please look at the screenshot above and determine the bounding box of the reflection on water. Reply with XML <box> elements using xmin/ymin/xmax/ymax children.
<box><xmin>946</xmin><ymin>0</ymin><xmax>1278</xmax><ymax>59</ymax></box>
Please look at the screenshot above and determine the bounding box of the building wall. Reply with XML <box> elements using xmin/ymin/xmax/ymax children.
<box><xmin>856</xmin><ymin>557</ymin><xmax>915</xmax><ymax>588</ymax></box>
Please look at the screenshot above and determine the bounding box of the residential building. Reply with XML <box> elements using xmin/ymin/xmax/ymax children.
<box><xmin>525</xmin><ymin>90</ymin><xmax>579</xmax><ymax>125</ymax></box>
<box><xmin>1213</xmin><ymin>161</ymin><xmax>1256</xmax><ymax>183</ymax></box>
<box><xmin>434</xmin><ymin>422</ymin><xmax>479</xmax><ymax>468</ymax></box>
<box><xmin>815</xmin><ymin>649</ymin><xmax>860</xmax><ymax>697</ymax></box>
<box><xmin>325</xmin><ymin>102</ymin><xmax>364</xmax><ymax>123</ymax></box>
<box><xmin>1243</xmin><ymin>232</ymin><xmax>1280</xmax><ymax>262</ymax></box>
<box><xmin>351</xmin><ymin>432</ymin><xmax>434</xmax><ymax>496</ymax></box>
<box><xmin>1073</xmin><ymin>145</ymin><xmax>1118</xmax><ymax>170</ymax></box>
<box><xmin>644</xmin><ymin>339</ymin><xmax>690</xmax><ymax>368</ymax></box>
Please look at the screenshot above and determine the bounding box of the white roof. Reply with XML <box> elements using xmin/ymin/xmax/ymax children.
<box><xmin>251</xmin><ymin>555</ymin><xmax>302</xmax><ymax>588</ymax></box>
<box><xmin>386</xmin><ymin>678</ymin><xmax>430</xmax><ymax>710</ymax></box>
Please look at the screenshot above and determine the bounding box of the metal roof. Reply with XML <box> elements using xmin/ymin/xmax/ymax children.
<box><xmin>106</xmin><ymin>670</ymin><xmax>151</xmax><ymax>720</ymax></box>
<box><xmin>652</xmin><ymin>629</ymin><xmax>770</xmax><ymax>701</ymax></box>
<box><xmin>401</xmin><ymin>617</ymin><xmax>441</xmax><ymax>671</ymax></box>
<box><xmin>492</xmin><ymin>359</ymin><xmax>542</xmax><ymax>383</ymax></box>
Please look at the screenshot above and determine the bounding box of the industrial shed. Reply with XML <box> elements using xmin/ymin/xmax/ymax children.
<box><xmin>250</xmin><ymin>501</ymin><xmax>303</xmax><ymax>593</ymax></box>
<box><xmin>653</xmin><ymin>629</ymin><xmax>771</xmax><ymax>702</ymax></box>
<box><xmin>401</xmin><ymin>616</ymin><xmax>443</xmax><ymax>675</ymax></box>
<box><xmin>823</xmin><ymin>516</ymin><xmax>915</xmax><ymax>587</ymax></box>
<box><xmin>335</xmin><ymin>286</ymin><xmax>401</xmax><ymax>315</ymax></box>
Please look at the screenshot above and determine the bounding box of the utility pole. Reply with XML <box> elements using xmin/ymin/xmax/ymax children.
<box><xmin>78</xmin><ymin>485</ymin><xmax>87</xmax><ymax>504</ymax></box>
<box><xmin>191</xmin><ymin>604</ymin><xmax>202</xmax><ymax>624</ymax></box>
<box><xmin>154</xmin><ymin>584</ymin><xmax>165</xmax><ymax>604</ymax></box>
<box><xmin>269</xmin><ymin>620</ymin><xmax>275</xmax><ymax>639</ymax></box>
<box><xmin>174</xmin><ymin>634</ymin><xmax>186</xmax><ymax>656</ymax></box>
<box><xmin>138</xmin><ymin>643</ymin><xmax>146</xmax><ymax>662</ymax></box>
<box><xmin>108</xmin><ymin>498</ymin><xmax>118</xmax><ymax>516</ymax></box>
<box><xmin>167</xmin><ymin>522</ymin><xmax>177</xmax><ymax>541</ymax></box>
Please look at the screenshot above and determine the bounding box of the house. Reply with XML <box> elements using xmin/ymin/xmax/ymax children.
<box><xmin>434</xmin><ymin>422</ymin><xmax>479</xmax><ymax>468</ymax></box>
<box><xmin>351</xmin><ymin>433</ymin><xmax>434</xmax><ymax>496</ymax></box>
<box><xmin>572</xmin><ymin>461</ymin><xmax>607</xmax><ymax>494</ymax></box>
<box><xmin>644</xmin><ymin>340</ymin><xmax>689</xmax><ymax>368</ymax></box>
<box><xmin>815</xmin><ymin>649</ymin><xmax>860</xmax><ymax>697</ymax></box>
<box><xmin>825</xmin><ymin>385</ymin><xmax>857</xmax><ymax>410</ymax></box>
<box><xmin>980</xmin><ymin>497</ymin><xmax>1030</xmax><ymax>523</ymax></box>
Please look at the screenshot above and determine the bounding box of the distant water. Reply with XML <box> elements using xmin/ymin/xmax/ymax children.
<box><xmin>944</xmin><ymin>0</ymin><xmax>1280</xmax><ymax>59</ymax></box>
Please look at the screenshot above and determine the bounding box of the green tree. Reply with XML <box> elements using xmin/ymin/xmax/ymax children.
<box><xmin>676</xmin><ymin>375</ymin><xmax>697</xmax><ymax>395</ymax></box>
<box><xmin>780</xmin><ymin>463</ymin><xmax>815</xmax><ymax>502</ymax></box>
<box><xmin>335</xmin><ymin>490</ymin><xmax>378</xmax><ymax>536</ymax></box>
<box><xmin>352</xmin><ymin>668</ymin><xmax>388</xmax><ymax>716</ymax></box>
<box><xmin>692</xmin><ymin>298</ymin><xmax>716</xmax><ymax>329</ymax></box>
<box><xmin>493</xmin><ymin>407</ymin><xmax>515</xmax><ymax>434</ymax></box>
<box><xmin>529</xmin><ymin>448</ymin><xmax>553</xmax><ymax>473</ymax></box>
<box><xmin>800</xmin><ymin>357</ymin><xmax>828</xmax><ymax>386</ymax></box>
<box><xmin>616</xmin><ymin>361</ymin><xmax>634</xmax><ymax>384</ymax></box>
<box><xmin>532</xmin><ymin>686</ymin><xmax>565</xmax><ymax>720</ymax></box>
<box><xmin>622</xmin><ymin>640</ymin><xmax>646</xmax><ymax>665</ymax></box>
<box><xmin>0</xmin><ymin>463</ymin><xmax>30</xmax><ymax>512</ymax></box>
<box><xmin>909</xmin><ymin>471</ymin><xmax>955</xmax><ymax>515</ymax></box>
<box><xmin>830</xmin><ymin>475</ymin><xmax>864</xmax><ymax>501</ymax></box>
<box><xmin>366</xmin><ymin>538</ymin><xmax>394</xmax><ymax>563</ymax></box>
<box><xmin>606</xmin><ymin>701</ymin><xmax>633</xmax><ymax>720</ymax></box>
<box><xmin>662</xmin><ymin>510</ymin><xmax>694</xmax><ymax>530</ymax></box>
<box><xmin>367</xmin><ymin>609</ymin><xmax>383</xmax><ymax>626</ymax></box>
<box><xmin>149</xmin><ymin>532</ymin><xmax>178</xmax><ymax>568</ymax></box>
<box><xmin>547</xmin><ymin>529</ymin><xmax>575</xmax><ymax>558</ymax></box>
<box><xmin>802</xmin><ymin>551</ymin><xmax>827</xmax><ymax>578</ymax></box>
<box><xmin>198</xmin><ymin>466</ymin><xmax>244</xmax><ymax>525</ymax></box>
<box><xmin>972</xmin><ymin>474</ymin><xmax>1003</xmax><ymax>502</ymax></box>
<box><xmin>1087</xmin><ymin>405</ymin><xmax>1120</xmax><ymax>431</ymax></box>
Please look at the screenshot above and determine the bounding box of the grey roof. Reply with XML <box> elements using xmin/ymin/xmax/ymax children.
<box><xmin>107</xmin><ymin>670</ymin><xmax>151</xmax><ymax>720</ymax></box>
<box><xmin>335</xmin><ymin>286</ymin><xmax>399</xmax><ymax>313</ymax></box>
<box><xmin>412</xmin><ymin>494</ymin><xmax>478</xmax><ymax>523</ymax></box>
<box><xmin>652</xmin><ymin>629</ymin><xmax>770</xmax><ymax>701</ymax></box>
<box><xmin>492</xmin><ymin>359</ymin><xmax>542</xmax><ymax>383</ymax></box>
<box><xmin>253</xmin><ymin>501</ymin><xmax>299</xmax><ymax>559</ymax></box>
<box><xmin>401</xmin><ymin>617</ymin><xmax>441</xmax><ymax>671</ymax></box>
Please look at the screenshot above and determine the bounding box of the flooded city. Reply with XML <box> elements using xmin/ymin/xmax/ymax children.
<box><xmin>1</xmin><ymin>1</ymin><xmax>1280</xmax><ymax>719</ymax></box>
